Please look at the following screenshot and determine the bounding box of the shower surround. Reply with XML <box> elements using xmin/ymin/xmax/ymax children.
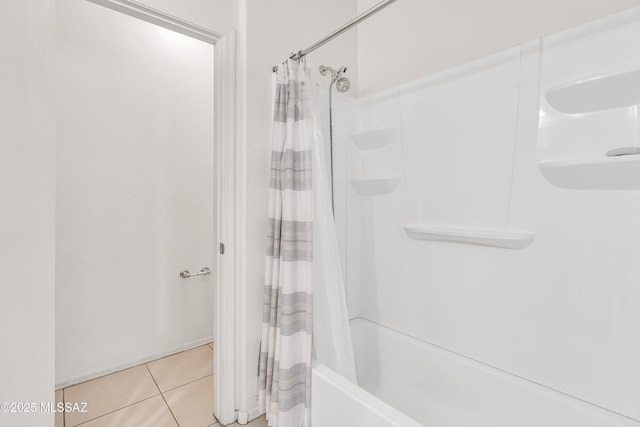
<box><xmin>312</xmin><ymin>5</ymin><xmax>640</xmax><ymax>426</ymax></box>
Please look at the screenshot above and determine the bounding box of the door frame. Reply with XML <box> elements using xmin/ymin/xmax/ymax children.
<box><xmin>85</xmin><ymin>1</ymin><xmax>239</xmax><ymax>424</ymax></box>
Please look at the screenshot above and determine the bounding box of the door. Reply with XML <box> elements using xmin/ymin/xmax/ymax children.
<box><xmin>55</xmin><ymin>0</ymin><xmax>216</xmax><ymax>386</ymax></box>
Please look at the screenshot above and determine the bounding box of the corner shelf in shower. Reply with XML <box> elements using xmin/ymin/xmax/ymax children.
<box><xmin>545</xmin><ymin>69</ymin><xmax>640</xmax><ymax>114</ymax></box>
<box><xmin>350</xmin><ymin>127</ymin><xmax>397</xmax><ymax>150</ymax></box>
<box><xmin>404</xmin><ymin>224</ymin><xmax>535</xmax><ymax>250</ymax></box>
<box><xmin>351</xmin><ymin>176</ymin><xmax>401</xmax><ymax>195</ymax></box>
<box><xmin>538</xmin><ymin>155</ymin><xmax>640</xmax><ymax>190</ymax></box>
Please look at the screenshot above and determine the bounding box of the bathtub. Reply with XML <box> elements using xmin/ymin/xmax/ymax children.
<box><xmin>312</xmin><ymin>361</ymin><xmax>422</xmax><ymax>427</ymax></box>
<box><xmin>312</xmin><ymin>318</ymin><xmax>639</xmax><ymax>427</ymax></box>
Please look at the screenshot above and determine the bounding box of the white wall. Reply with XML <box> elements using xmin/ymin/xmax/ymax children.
<box><xmin>338</xmin><ymin>6</ymin><xmax>640</xmax><ymax>423</ymax></box>
<box><xmin>0</xmin><ymin>1</ymin><xmax>56</xmax><ymax>426</ymax></box>
<box><xmin>55</xmin><ymin>0</ymin><xmax>216</xmax><ymax>386</ymax></box>
<box><xmin>356</xmin><ymin>0</ymin><xmax>640</xmax><ymax>95</ymax></box>
<box><xmin>135</xmin><ymin>0</ymin><xmax>236</xmax><ymax>32</ymax></box>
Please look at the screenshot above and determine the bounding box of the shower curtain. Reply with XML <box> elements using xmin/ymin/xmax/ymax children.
<box><xmin>311</xmin><ymin>91</ymin><xmax>357</xmax><ymax>384</ymax></box>
<box><xmin>258</xmin><ymin>59</ymin><xmax>314</xmax><ymax>427</ymax></box>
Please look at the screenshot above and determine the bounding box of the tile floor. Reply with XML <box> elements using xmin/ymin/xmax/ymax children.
<box><xmin>55</xmin><ymin>343</ymin><xmax>267</xmax><ymax>427</ymax></box>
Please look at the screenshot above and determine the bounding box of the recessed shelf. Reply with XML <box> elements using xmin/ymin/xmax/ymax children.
<box><xmin>606</xmin><ymin>146</ymin><xmax>640</xmax><ymax>157</ymax></box>
<box><xmin>351</xmin><ymin>176</ymin><xmax>401</xmax><ymax>195</ymax></box>
<box><xmin>539</xmin><ymin>155</ymin><xmax>640</xmax><ymax>190</ymax></box>
<box><xmin>404</xmin><ymin>224</ymin><xmax>535</xmax><ymax>250</ymax></box>
<box><xmin>545</xmin><ymin>69</ymin><xmax>640</xmax><ymax>114</ymax></box>
<box><xmin>350</xmin><ymin>127</ymin><xmax>397</xmax><ymax>150</ymax></box>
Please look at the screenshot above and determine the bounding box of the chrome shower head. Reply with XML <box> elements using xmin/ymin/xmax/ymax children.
<box><xmin>319</xmin><ymin>64</ymin><xmax>351</xmax><ymax>93</ymax></box>
<box><xmin>335</xmin><ymin>77</ymin><xmax>351</xmax><ymax>93</ymax></box>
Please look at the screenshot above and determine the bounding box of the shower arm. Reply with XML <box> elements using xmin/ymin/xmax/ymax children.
<box><xmin>272</xmin><ymin>0</ymin><xmax>398</xmax><ymax>72</ymax></box>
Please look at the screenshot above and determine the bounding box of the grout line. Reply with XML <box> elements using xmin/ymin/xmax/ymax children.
<box><xmin>145</xmin><ymin>364</ymin><xmax>181</xmax><ymax>427</ymax></box>
<box><xmin>65</xmin><ymin>347</ymin><xmax>214</xmax><ymax>427</ymax></box>
<box><xmin>147</xmin><ymin>344</ymin><xmax>213</xmax><ymax>366</ymax></box>
<box><xmin>65</xmin><ymin>345</ymin><xmax>212</xmax><ymax>392</ymax></box>
<box><xmin>161</xmin><ymin>373</ymin><xmax>214</xmax><ymax>394</ymax></box>
<box><xmin>62</xmin><ymin>388</ymin><xmax>65</xmax><ymax>427</ymax></box>
<box><xmin>57</xmin><ymin>339</ymin><xmax>213</xmax><ymax>390</ymax></box>
<box><xmin>143</xmin><ymin>363</ymin><xmax>163</xmax><ymax>395</ymax></box>
<box><xmin>71</xmin><ymin>394</ymin><xmax>161</xmax><ymax>427</ymax></box>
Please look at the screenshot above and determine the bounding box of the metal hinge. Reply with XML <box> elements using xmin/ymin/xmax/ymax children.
<box><xmin>219</xmin><ymin>243</ymin><xmax>225</xmax><ymax>255</ymax></box>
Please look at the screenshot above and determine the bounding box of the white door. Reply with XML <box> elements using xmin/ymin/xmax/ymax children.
<box><xmin>55</xmin><ymin>0</ymin><xmax>216</xmax><ymax>383</ymax></box>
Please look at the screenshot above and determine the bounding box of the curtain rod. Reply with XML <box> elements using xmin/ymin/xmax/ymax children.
<box><xmin>272</xmin><ymin>0</ymin><xmax>398</xmax><ymax>73</ymax></box>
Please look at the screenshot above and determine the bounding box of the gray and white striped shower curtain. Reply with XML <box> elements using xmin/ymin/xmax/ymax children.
<box><xmin>258</xmin><ymin>59</ymin><xmax>314</xmax><ymax>427</ymax></box>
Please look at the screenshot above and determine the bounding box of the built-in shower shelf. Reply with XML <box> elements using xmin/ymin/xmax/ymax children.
<box><xmin>404</xmin><ymin>224</ymin><xmax>535</xmax><ymax>249</ymax></box>
<box><xmin>545</xmin><ymin>69</ymin><xmax>640</xmax><ymax>114</ymax></box>
<box><xmin>351</xmin><ymin>176</ymin><xmax>401</xmax><ymax>195</ymax></box>
<box><xmin>350</xmin><ymin>127</ymin><xmax>397</xmax><ymax>150</ymax></box>
<box><xmin>539</xmin><ymin>156</ymin><xmax>640</xmax><ymax>190</ymax></box>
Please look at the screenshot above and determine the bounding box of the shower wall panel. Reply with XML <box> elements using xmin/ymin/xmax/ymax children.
<box><xmin>336</xmin><ymin>6</ymin><xmax>640</xmax><ymax>421</ymax></box>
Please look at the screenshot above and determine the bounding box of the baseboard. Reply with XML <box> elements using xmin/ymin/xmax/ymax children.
<box><xmin>55</xmin><ymin>336</ymin><xmax>214</xmax><ymax>389</ymax></box>
<box><xmin>236</xmin><ymin>407</ymin><xmax>263</xmax><ymax>425</ymax></box>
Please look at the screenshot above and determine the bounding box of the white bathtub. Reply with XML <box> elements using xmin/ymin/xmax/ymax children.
<box><xmin>312</xmin><ymin>318</ymin><xmax>640</xmax><ymax>427</ymax></box>
<box><xmin>312</xmin><ymin>361</ymin><xmax>423</xmax><ymax>427</ymax></box>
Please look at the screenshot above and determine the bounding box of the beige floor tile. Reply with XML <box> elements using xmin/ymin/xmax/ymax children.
<box><xmin>147</xmin><ymin>345</ymin><xmax>213</xmax><ymax>392</ymax></box>
<box><xmin>77</xmin><ymin>395</ymin><xmax>177</xmax><ymax>427</ymax></box>
<box><xmin>55</xmin><ymin>389</ymin><xmax>63</xmax><ymax>427</ymax></box>
<box><xmin>163</xmin><ymin>375</ymin><xmax>216</xmax><ymax>427</ymax></box>
<box><xmin>64</xmin><ymin>365</ymin><xmax>160</xmax><ymax>426</ymax></box>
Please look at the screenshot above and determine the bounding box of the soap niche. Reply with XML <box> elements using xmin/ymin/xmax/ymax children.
<box><xmin>349</xmin><ymin>127</ymin><xmax>403</xmax><ymax>196</ymax></box>
<box><xmin>538</xmin><ymin>68</ymin><xmax>640</xmax><ymax>190</ymax></box>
